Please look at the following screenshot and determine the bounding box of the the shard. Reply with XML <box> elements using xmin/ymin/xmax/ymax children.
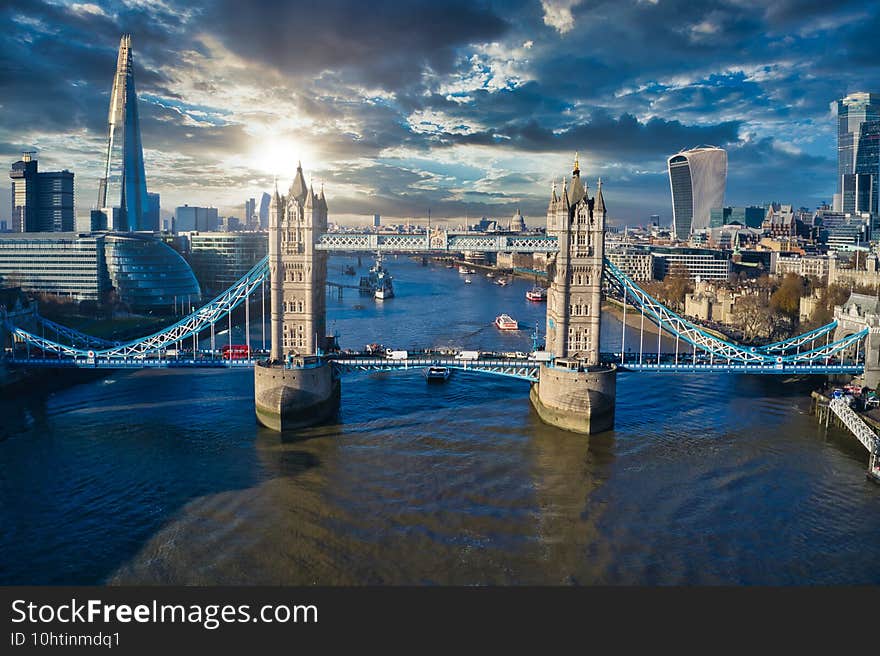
<box><xmin>97</xmin><ymin>33</ymin><xmax>150</xmax><ymax>232</ymax></box>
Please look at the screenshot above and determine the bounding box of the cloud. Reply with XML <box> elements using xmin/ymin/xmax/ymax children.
<box><xmin>0</xmin><ymin>0</ymin><xmax>875</xmax><ymax>224</ymax></box>
<box><xmin>541</xmin><ymin>0</ymin><xmax>583</xmax><ymax>34</ymax></box>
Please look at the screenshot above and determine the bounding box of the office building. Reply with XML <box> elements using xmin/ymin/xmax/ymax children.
<box><xmin>244</xmin><ymin>197</ymin><xmax>256</xmax><ymax>227</ymax></box>
<box><xmin>650</xmin><ymin>246</ymin><xmax>732</xmax><ymax>281</ymax></box>
<box><xmin>9</xmin><ymin>152</ymin><xmax>75</xmax><ymax>232</ymax></box>
<box><xmin>259</xmin><ymin>192</ymin><xmax>271</xmax><ymax>229</ymax></box>
<box><xmin>97</xmin><ymin>34</ymin><xmax>151</xmax><ymax>232</ymax></box>
<box><xmin>836</xmin><ymin>92</ymin><xmax>880</xmax><ymax>217</ymax></box>
<box><xmin>709</xmin><ymin>206</ymin><xmax>764</xmax><ymax>229</ymax></box>
<box><xmin>145</xmin><ymin>192</ymin><xmax>160</xmax><ymax>231</ymax></box>
<box><xmin>667</xmin><ymin>146</ymin><xmax>727</xmax><ymax>240</ymax></box>
<box><xmin>174</xmin><ymin>205</ymin><xmax>218</xmax><ymax>232</ymax></box>
<box><xmin>373</xmin><ymin>214</ymin><xmax>381</xmax><ymax>228</ymax></box>
<box><xmin>188</xmin><ymin>231</ymin><xmax>268</xmax><ymax>293</ymax></box>
<box><xmin>0</xmin><ymin>232</ymin><xmax>200</xmax><ymax>311</ymax></box>
<box><xmin>606</xmin><ymin>247</ymin><xmax>653</xmax><ymax>281</ymax></box>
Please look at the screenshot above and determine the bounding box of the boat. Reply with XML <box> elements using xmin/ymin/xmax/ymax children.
<box><xmin>445</xmin><ymin>264</ymin><xmax>454</xmax><ymax>269</ymax></box>
<box><xmin>496</xmin><ymin>278</ymin><xmax>509</xmax><ymax>286</ymax></box>
<box><xmin>495</xmin><ymin>314</ymin><xmax>519</xmax><ymax>330</ymax></box>
<box><xmin>464</xmin><ymin>277</ymin><xmax>472</xmax><ymax>284</ymax></box>
<box><xmin>526</xmin><ymin>286</ymin><xmax>547</xmax><ymax>302</ymax></box>
<box><xmin>424</xmin><ymin>365</ymin><xmax>451</xmax><ymax>382</ymax></box>
<box><xmin>468</xmin><ymin>268</ymin><xmax>476</xmax><ymax>274</ymax></box>
<box><xmin>374</xmin><ymin>266</ymin><xmax>394</xmax><ymax>300</ymax></box>
<box><xmin>360</xmin><ymin>254</ymin><xmax>395</xmax><ymax>299</ymax></box>
<box><xmin>486</xmin><ymin>272</ymin><xmax>495</xmax><ymax>278</ymax></box>
<box><xmin>458</xmin><ymin>265</ymin><xmax>469</xmax><ymax>274</ymax></box>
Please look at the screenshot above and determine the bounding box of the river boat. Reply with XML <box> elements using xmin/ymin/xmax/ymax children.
<box><xmin>424</xmin><ymin>366</ymin><xmax>451</xmax><ymax>382</ymax></box>
<box><xmin>458</xmin><ymin>265</ymin><xmax>469</xmax><ymax>274</ymax></box>
<box><xmin>496</xmin><ymin>278</ymin><xmax>509</xmax><ymax>286</ymax></box>
<box><xmin>464</xmin><ymin>277</ymin><xmax>472</xmax><ymax>284</ymax></box>
<box><xmin>526</xmin><ymin>286</ymin><xmax>547</xmax><ymax>302</ymax></box>
<box><xmin>495</xmin><ymin>314</ymin><xmax>518</xmax><ymax>330</ymax></box>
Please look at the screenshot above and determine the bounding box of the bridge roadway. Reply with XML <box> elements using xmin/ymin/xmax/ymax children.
<box><xmin>7</xmin><ymin>351</ymin><xmax>863</xmax><ymax>377</ymax></box>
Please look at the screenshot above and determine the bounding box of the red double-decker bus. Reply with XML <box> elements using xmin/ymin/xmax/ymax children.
<box><xmin>222</xmin><ymin>344</ymin><xmax>250</xmax><ymax>360</ymax></box>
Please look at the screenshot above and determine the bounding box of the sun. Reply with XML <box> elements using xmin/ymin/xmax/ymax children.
<box><xmin>251</xmin><ymin>138</ymin><xmax>317</xmax><ymax>182</ymax></box>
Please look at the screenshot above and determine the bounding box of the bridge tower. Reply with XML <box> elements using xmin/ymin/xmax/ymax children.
<box><xmin>530</xmin><ymin>155</ymin><xmax>617</xmax><ymax>434</ymax></box>
<box><xmin>255</xmin><ymin>163</ymin><xmax>340</xmax><ymax>431</ymax></box>
<box><xmin>833</xmin><ymin>293</ymin><xmax>880</xmax><ymax>387</ymax></box>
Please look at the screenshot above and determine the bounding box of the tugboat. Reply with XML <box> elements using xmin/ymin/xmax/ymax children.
<box><xmin>494</xmin><ymin>314</ymin><xmax>519</xmax><ymax>330</ymax></box>
<box><xmin>424</xmin><ymin>365</ymin><xmax>451</xmax><ymax>382</ymax></box>
<box><xmin>526</xmin><ymin>286</ymin><xmax>547</xmax><ymax>302</ymax></box>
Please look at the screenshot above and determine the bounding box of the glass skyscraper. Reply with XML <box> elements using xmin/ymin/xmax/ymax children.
<box><xmin>836</xmin><ymin>92</ymin><xmax>880</xmax><ymax>217</ymax></box>
<box><xmin>667</xmin><ymin>147</ymin><xmax>727</xmax><ymax>240</ymax></box>
<box><xmin>98</xmin><ymin>33</ymin><xmax>151</xmax><ymax>232</ymax></box>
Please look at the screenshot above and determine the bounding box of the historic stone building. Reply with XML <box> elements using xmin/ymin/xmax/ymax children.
<box><xmin>268</xmin><ymin>163</ymin><xmax>329</xmax><ymax>359</ymax></box>
<box><xmin>544</xmin><ymin>156</ymin><xmax>606</xmax><ymax>365</ymax></box>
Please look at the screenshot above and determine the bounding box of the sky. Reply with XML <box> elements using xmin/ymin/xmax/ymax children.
<box><xmin>1</xmin><ymin>0</ymin><xmax>878</xmax><ymax>227</ymax></box>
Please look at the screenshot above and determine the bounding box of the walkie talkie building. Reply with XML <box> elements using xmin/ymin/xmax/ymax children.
<box><xmin>667</xmin><ymin>146</ymin><xmax>727</xmax><ymax>240</ymax></box>
<box><xmin>97</xmin><ymin>33</ymin><xmax>150</xmax><ymax>232</ymax></box>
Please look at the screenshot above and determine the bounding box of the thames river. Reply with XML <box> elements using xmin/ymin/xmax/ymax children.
<box><xmin>1</xmin><ymin>255</ymin><xmax>879</xmax><ymax>585</ymax></box>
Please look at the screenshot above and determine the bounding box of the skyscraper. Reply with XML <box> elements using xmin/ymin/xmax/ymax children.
<box><xmin>146</xmin><ymin>192</ymin><xmax>160</xmax><ymax>231</ymax></box>
<box><xmin>836</xmin><ymin>92</ymin><xmax>880</xmax><ymax>217</ymax></box>
<box><xmin>9</xmin><ymin>152</ymin><xmax>74</xmax><ymax>232</ymax></box>
<box><xmin>245</xmin><ymin>197</ymin><xmax>256</xmax><ymax>228</ymax></box>
<box><xmin>667</xmin><ymin>146</ymin><xmax>727</xmax><ymax>240</ymax></box>
<box><xmin>258</xmin><ymin>192</ymin><xmax>271</xmax><ymax>229</ymax></box>
<box><xmin>97</xmin><ymin>34</ymin><xmax>150</xmax><ymax>232</ymax></box>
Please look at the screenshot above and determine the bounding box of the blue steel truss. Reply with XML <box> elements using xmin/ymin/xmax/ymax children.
<box><xmin>6</xmin><ymin>257</ymin><xmax>268</xmax><ymax>358</ymax></box>
<box><xmin>603</xmin><ymin>259</ymin><xmax>867</xmax><ymax>365</ymax></box>
<box><xmin>2</xmin><ymin>249</ymin><xmax>869</xmax><ymax>375</ymax></box>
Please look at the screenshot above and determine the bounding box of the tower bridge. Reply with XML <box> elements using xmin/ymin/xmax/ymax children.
<box><xmin>3</xmin><ymin>158</ymin><xmax>879</xmax><ymax>474</ymax></box>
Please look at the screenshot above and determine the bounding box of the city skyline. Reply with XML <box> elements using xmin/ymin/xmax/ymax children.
<box><xmin>1</xmin><ymin>1</ymin><xmax>879</xmax><ymax>226</ymax></box>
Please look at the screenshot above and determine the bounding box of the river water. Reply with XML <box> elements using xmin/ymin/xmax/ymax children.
<box><xmin>1</xmin><ymin>255</ymin><xmax>878</xmax><ymax>585</ymax></box>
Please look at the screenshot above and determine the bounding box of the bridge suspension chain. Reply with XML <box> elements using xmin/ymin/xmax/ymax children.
<box><xmin>602</xmin><ymin>259</ymin><xmax>867</xmax><ymax>365</ymax></box>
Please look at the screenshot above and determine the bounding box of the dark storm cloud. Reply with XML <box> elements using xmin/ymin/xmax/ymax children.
<box><xmin>0</xmin><ymin>0</ymin><xmax>877</xmax><ymax>222</ymax></box>
<box><xmin>201</xmin><ymin>0</ymin><xmax>511</xmax><ymax>88</ymax></box>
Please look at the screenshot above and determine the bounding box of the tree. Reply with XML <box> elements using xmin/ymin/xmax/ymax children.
<box><xmin>770</xmin><ymin>273</ymin><xmax>803</xmax><ymax>321</ymax></box>
<box><xmin>733</xmin><ymin>293</ymin><xmax>773</xmax><ymax>341</ymax></box>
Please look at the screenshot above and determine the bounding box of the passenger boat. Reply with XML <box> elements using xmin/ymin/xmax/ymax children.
<box><xmin>464</xmin><ymin>277</ymin><xmax>472</xmax><ymax>284</ymax></box>
<box><xmin>458</xmin><ymin>265</ymin><xmax>469</xmax><ymax>274</ymax></box>
<box><xmin>424</xmin><ymin>365</ymin><xmax>451</xmax><ymax>382</ymax></box>
<box><xmin>494</xmin><ymin>314</ymin><xmax>519</xmax><ymax>330</ymax></box>
<box><xmin>468</xmin><ymin>268</ymin><xmax>476</xmax><ymax>274</ymax></box>
<box><xmin>526</xmin><ymin>286</ymin><xmax>547</xmax><ymax>302</ymax></box>
<box><xmin>496</xmin><ymin>278</ymin><xmax>509</xmax><ymax>286</ymax></box>
<box><xmin>486</xmin><ymin>272</ymin><xmax>495</xmax><ymax>278</ymax></box>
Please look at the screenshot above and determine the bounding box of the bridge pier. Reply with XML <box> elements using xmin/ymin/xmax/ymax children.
<box><xmin>254</xmin><ymin>359</ymin><xmax>340</xmax><ymax>431</ymax></box>
<box><xmin>530</xmin><ymin>362</ymin><xmax>616</xmax><ymax>434</ymax></box>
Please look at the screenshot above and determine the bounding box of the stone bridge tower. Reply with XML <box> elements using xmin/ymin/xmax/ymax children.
<box><xmin>530</xmin><ymin>156</ymin><xmax>617</xmax><ymax>434</ymax></box>
<box><xmin>269</xmin><ymin>163</ymin><xmax>328</xmax><ymax>359</ymax></box>
<box><xmin>833</xmin><ymin>292</ymin><xmax>880</xmax><ymax>387</ymax></box>
<box><xmin>257</xmin><ymin>162</ymin><xmax>339</xmax><ymax>432</ymax></box>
